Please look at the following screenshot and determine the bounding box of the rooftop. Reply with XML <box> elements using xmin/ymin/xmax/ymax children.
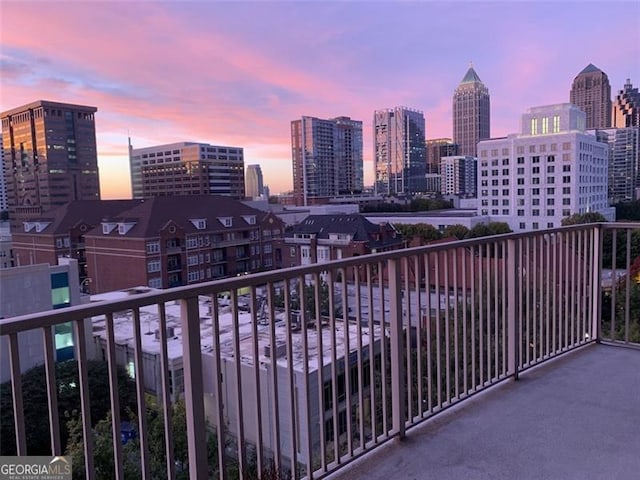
<box><xmin>90</xmin><ymin>290</ymin><xmax>381</xmax><ymax>372</ymax></box>
<box><xmin>330</xmin><ymin>344</ymin><xmax>640</xmax><ymax>480</ymax></box>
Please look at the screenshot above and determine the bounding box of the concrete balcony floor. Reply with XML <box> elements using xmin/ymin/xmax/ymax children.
<box><xmin>330</xmin><ymin>345</ymin><xmax>640</xmax><ymax>480</ymax></box>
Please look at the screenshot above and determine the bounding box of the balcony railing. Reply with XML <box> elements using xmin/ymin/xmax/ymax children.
<box><xmin>0</xmin><ymin>223</ymin><xmax>638</xmax><ymax>480</ymax></box>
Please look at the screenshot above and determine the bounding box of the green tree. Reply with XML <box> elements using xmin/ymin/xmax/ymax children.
<box><xmin>442</xmin><ymin>224</ymin><xmax>469</xmax><ymax>240</ymax></box>
<box><xmin>0</xmin><ymin>359</ymin><xmax>137</xmax><ymax>456</ymax></box>
<box><xmin>394</xmin><ymin>223</ymin><xmax>442</xmax><ymax>244</ymax></box>
<box><xmin>561</xmin><ymin>212</ymin><xmax>606</xmax><ymax>225</ymax></box>
<box><xmin>465</xmin><ymin>222</ymin><xmax>512</xmax><ymax>239</ymax></box>
<box><xmin>615</xmin><ymin>200</ymin><xmax>640</xmax><ymax>221</ymax></box>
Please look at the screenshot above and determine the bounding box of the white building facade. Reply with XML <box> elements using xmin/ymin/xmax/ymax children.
<box><xmin>477</xmin><ymin>104</ymin><xmax>614</xmax><ymax>232</ymax></box>
<box><xmin>440</xmin><ymin>155</ymin><xmax>477</xmax><ymax>196</ymax></box>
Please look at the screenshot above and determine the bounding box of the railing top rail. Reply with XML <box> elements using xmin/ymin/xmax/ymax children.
<box><xmin>2</xmin><ymin>222</ymin><xmax>638</xmax><ymax>336</ymax></box>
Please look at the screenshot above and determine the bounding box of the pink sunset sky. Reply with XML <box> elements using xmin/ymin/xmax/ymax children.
<box><xmin>1</xmin><ymin>1</ymin><xmax>639</xmax><ymax>199</ymax></box>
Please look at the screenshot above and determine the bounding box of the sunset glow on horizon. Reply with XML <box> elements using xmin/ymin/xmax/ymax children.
<box><xmin>2</xmin><ymin>1</ymin><xmax>639</xmax><ymax>199</ymax></box>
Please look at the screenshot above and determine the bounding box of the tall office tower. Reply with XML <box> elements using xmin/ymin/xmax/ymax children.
<box><xmin>477</xmin><ymin>104</ymin><xmax>614</xmax><ymax>232</ymax></box>
<box><xmin>426</xmin><ymin>138</ymin><xmax>458</xmax><ymax>174</ymax></box>
<box><xmin>1</xmin><ymin>101</ymin><xmax>100</xmax><ymax>219</ymax></box>
<box><xmin>591</xmin><ymin>127</ymin><xmax>640</xmax><ymax>204</ymax></box>
<box><xmin>440</xmin><ymin>156</ymin><xmax>477</xmax><ymax>196</ymax></box>
<box><xmin>245</xmin><ymin>164</ymin><xmax>264</xmax><ymax>199</ymax></box>
<box><xmin>612</xmin><ymin>78</ymin><xmax>640</xmax><ymax>128</ymax></box>
<box><xmin>0</xmin><ymin>134</ymin><xmax>7</xmax><ymax>213</ymax></box>
<box><xmin>570</xmin><ymin>64</ymin><xmax>612</xmax><ymax>129</ymax></box>
<box><xmin>129</xmin><ymin>141</ymin><xmax>245</xmax><ymax>200</ymax></box>
<box><xmin>452</xmin><ymin>66</ymin><xmax>490</xmax><ymax>157</ymax></box>
<box><xmin>374</xmin><ymin>107</ymin><xmax>426</xmax><ymax>196</ymax></box>
<box><xmin>291</xmin><ymin>116</ymin><xmax>363</xmax><ymax>206</ymax></box>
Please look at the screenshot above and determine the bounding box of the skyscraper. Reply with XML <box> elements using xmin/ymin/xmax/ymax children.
<box><xmin>291</xmin><ymin>116</ymin><xmax>363</xmax><ymax>206</ymax></box>
<box><xmin>129</xmin><ymin>141</ymin><xmax>245</xmax><ymax>200</ymax></box>
<box><xmin>569</xmin><ymin>64</ymin><xmax>612</xmax><ymax>129</ymax></box>
<box><xmin>591</xmin><ymin>127</ymin><xmax>640</xmax><ymax>204</ymax></box>
<box><xmin>440</xmin><ymin>156</ymin><xmax>477</xmax><ymax>197</ymax></box>
<box><xmin>1</xmin><ymin>101</ymin><xmax>100</xmax><ymax>219</ymax></box>
<box><xmin>426</xmin><ymin>138</ymin><xmax>459</xmax><ymax>174</ymax></box>
<box><xmin>374</xmin><ymin>107</ymin><xmax>426</xmax><ymax>196</ymax></box>
<box><xmin>612</xmin><ymin>78</ymin><xmax>640</xmax><ymax>128</ymax></box>
<box><xmin>245</xmin><ymin>164</ymin><xmax>264</xmax><ymax>199</ymax></box>
<box><xmin>0</xmin><ymin>134</ymin><xmax>7</xmax><ymax>214</ymax></box>
<box><xmin>452</xmin><ymin>66</ymin><xmax>490</xmax><ymax>157</ymax></box>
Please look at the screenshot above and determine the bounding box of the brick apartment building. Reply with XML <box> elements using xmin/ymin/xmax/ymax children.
<box><xmin>278</xmin><ymin>214</ymin><xmax>404</xmax><ymax>270</ymax></box>
<box><xmin>11</xmin><ymin>196</ymin><xmax>284</xmax><ymax>293</ymax></box>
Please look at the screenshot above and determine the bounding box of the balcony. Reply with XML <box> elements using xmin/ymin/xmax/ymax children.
<box><xmin>1</xmin><ymin>223</ymin><xmax>639</xmax><ymax>480</ymax></box>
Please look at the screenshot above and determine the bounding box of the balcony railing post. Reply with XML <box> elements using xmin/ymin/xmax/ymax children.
<box><xmin>180</xmin><ymin>296</ymin><xmax>208</xmax><ymax>479</ymax></box>
<box><xmin>592</xmin><ymin>225</ymin><xmax>603</xmax><ymax>343</ymax></box>
<box><xmin>388</xmin><ymin>258</ymin><xmax>406</xmax><ymax>439</ymax></box>
<box><xmin>506</xmin><ymin>239</ymin><xmax>519</xmax><ymax>380</ymax></box>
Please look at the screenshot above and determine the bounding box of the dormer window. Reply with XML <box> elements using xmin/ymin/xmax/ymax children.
<box><xmin>190</xmin><ymin>219</ymin><xmax>207</xmax><ymax>230</ymax></box>
<box><xmin>23</xmin><ymin>222</ymin><xmax>34</xmax><ymax>233</ymax></box>
<box><xmin>242</xmin><ymin>215</ymin><xmax>256</xmax><ymax>225</ymax></box>
<box><xmin>102</xmin><ymin>222</ymin><xmax>117</xmax><ymax>235</ymax></box>
<box><xmin>34</xmin><ymin>222</ymin><xmax>51</xmax><ymax>233</ymax></box>
<box><xmin>218</xmin><ymin>217</ymin><xmax>233</xmax><ymax>227</ymax></box>
<box><xmin>117</xmin><ymin>222</ymin><xmax>136</xmax><ymax>235</ymax></box>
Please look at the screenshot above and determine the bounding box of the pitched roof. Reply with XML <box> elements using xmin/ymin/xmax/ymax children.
<box><xmin>15</xmin><ymin>200</ymin><xmax>144</xmax><ymax>235</ymax></box>
<box><xmin>85</xmin><ymin>195</ymin><xmax>269</xmax><ymax>238</ymax></box>
<box><xmin>578</xmin><ymin>63</ymin><xmax>602</xmax><ymax>75</ymax></box>
<box><xmin>460</xmin><ymin>66</ymin><xmax>483</xmax><ymax>85</ymax></box>
<box><xmin>287</xmin><ymin>214</ymin><xmax>403</xmax><ymax>248</ymax></box>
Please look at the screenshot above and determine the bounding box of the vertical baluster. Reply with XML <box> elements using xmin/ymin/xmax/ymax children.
<box><xmin>105</xmin><ymin>313</ymin><xmax>123</xmax><ymax>479</ymax></box>
<box><xmin>42</xmin><ymin>325</ymin><xmax>61</xmax><ymax>455</ymax></box>
<box><xmin>156</xmin><ymin>303</ymin><xmax>175</xmax><ymax>480</ymax></box>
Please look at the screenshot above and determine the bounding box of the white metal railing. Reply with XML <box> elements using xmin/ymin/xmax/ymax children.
<box><xmin>0</xmin><ymin>223</ymin><xmax>638</xmax><ymax>479</ymax></box>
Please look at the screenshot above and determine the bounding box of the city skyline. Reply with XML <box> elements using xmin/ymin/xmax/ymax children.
<box><xmin>2</xmin><ymin>1</ymin><xmax>639</xmax><ymax>199</ymax></box>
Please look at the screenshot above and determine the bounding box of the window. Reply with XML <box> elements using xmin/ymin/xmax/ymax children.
<box><xmin>563</xmin><ymin>176</ymin><xmax>571</xmax><ymax>184</ymax></box>
<box><xmin>547</xmin><ymin>198</ymin><xmax>555</xmax><ymax>205</ymax></box>
<box><xmin>519</xmin><ymin>222</ymin><xmax>526</xmax><ymax>230</ymax></box>
<box><xmin>532</xmin><ymin>188</ymin><xmax>540</xmax><ymax>195</ymax></box>
<box><xmin>532</xmin><ymin>199</ymin><xmax>540</xmax><ymax>206</ymax></box>
<box><xmin>517</xmin><ymin>209</ymin><xmax>525</xmax><ymax>216</ymax></box>
<box><xmin>147</xmin><ymin>260</ymin><xmax>161</xmax><ymax>273</ymax></box>
<box><xmin>146</xmin><ymin>241</ymin><xmax>160</xmax><ymax>254</ymax></box>
<box><xmin>187</xmin><ymin>271</ymin><xmax>199</xmax><ymax>282</ymax></box>
<box><xmin>532</xmin><ymin>222</ymin><xmax>539</xmax><ymax>230</ymax></box>
<box><xmin>218</xmin><ymin>217</ymin><xmax>233</xmax><ymax>227</ymax></box>
<box><xmin>547</xmin><ymin>222</ymin><xmax>554</xmax><ymax>229</ymax></box>
<box><xmin>517</xmin><ymin>167</ymin><xmax>525</xmax><ymax>175</ymax></box>
<box><xmin>542</xmin><ymin>117</ymin><xmax>549</xmax><ymax>134</ymax></box>
<box><xmin>532</xmin><ymin>156</ymin><xmax>540</xmax><ymax>163</ymax></box>
<box><xmin>547</xmin><ymin>187</ymin><xmax>555</xmax><ymax>194</ymax></box>
<box><xmin>563</xmin><ymin>198</ymin><xmax>571</xmax><ymax>205</ymax></box>
<box><xmin>547</xmin><ymin>165</ymin><xmax>555</xmax><ymax>173</ymax></box>
<box><xmin>502</xmin><ymin>189</ymin><xmax>509</xmax><ymax>195</ymax></box>
<box><xmin>188</xmin><ymin>255</ymin><xmax>198</xmax><ymax>266</ymax></box>
<box><xmin>533</xmin><ymin>167</ymin><xmax>540</xmax><ymax>174</ymax></box>
<box><xmin>517</xmin><ymin>189</ymin><xmax>525</xmax><ymax>195</ymax></box>
<box><xmin>547</xmin><ymin>177</ymin><xmax>555</xmax><ymax>184</ymax></box>
<box><xmin>148</xmin><ymin>277</ymin><xmax>162</xmax><ymax>289</ymax></box>
<box><xmin>502</xmin><ymin>209</ymin><xmax>509</xmax><ymax>215</ymax></box>
<box><xmin>553</xmin><ymin>115</ymin><xmax>560</xmax><ymax>133</ymax></box>
<box><xmin>547</xmin><ymin>209</ymin><xmax>555</xmax><ymax>216</ymax></box>
<box><xmin>530</xmin><ymin>118</ymin><xmax>538</xmax><ymax>135</ymax></box>
<box><xmin>532</xmin><ymin>178</ymin><xmax>540</xmax><ymax>184</ymax></box>
<box><xmin>532</xmin><ymin>209</ymin><xmax>540</xmax><ymax>216</ymax></box>
<box><xmin>186</xmin><ymin>237</ymin><xmax>198</xmax><ymax>249</ymax></box>
<box><xmin>563</xmin><ymin>187</ymin><xmax>571</xmax><ymax>194</ymax></box>
<box><xmin>517</xmin><ymin>157</ymin><xmax>525</xmax><ymax>164</ymax></box>
<box><xmin>563</xmin><ymin>165</ymin><xmax>571</xmax><ymax>172</ymax></box>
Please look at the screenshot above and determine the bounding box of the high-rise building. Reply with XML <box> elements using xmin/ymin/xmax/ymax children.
<box><xmin>440</xmin><ymin>156</ymin><xmax>477</xmax><ymax>197</ymax></box>
<box><xmin>591</xmin><ymin>127</ymin><xmax>640</xmax><ymax>204</ymax></box>
<box><xmin>245</xmin><ymin>164</ymin><xmax>265</xmax><ymax>199</ymax></box>
<box><xmin>570</xmin><ymin>64</ymin><xmax>612</xmax><ymax>129</ymax></box>
<box><xmin>1</xmin><ymin>101</ymin><xmax>100</xmax><ymax>219</ymax></box>
<box><xmin>612</xmin><ymin>78</ymin><xmax>640</xmax><ymax>128</ymax></box>
<box><xmin>374</xmin><ymin>107</ymin><xmax>426</xmax><ymax>196</ymax></box>
<box><xmin>0</xmin><ymin>134</ymin><xmax>7</xmax><ymax>214</ymax></box>
<box><xmin>452</xmin><ymin>66</ymin><xmax>490</xmax><ymax>157</ymax></box>
<box><xmin>291</xmin><ymin>116</ymin><xmax>363</xmax><ymax>206</ymax></box>
<box><xmin>129</xmin><ymin>141</ymin><xmax>245</xmax><ymax>200</ymax></box>
<box><xmin>426</xmin><ymin>138</ymin><xmax>458</xmax><ymax>174</ymax></box>
<box><xmin>477</xmin><ymin>104</ymin><xmax>614</xmax><ymax>232</ymax></box>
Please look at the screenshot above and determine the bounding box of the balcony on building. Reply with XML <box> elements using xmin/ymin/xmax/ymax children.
<box><xmin>0</xmin><ymin>222</ymin><xmax>639</xmax><ymax>480</ymax></box>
